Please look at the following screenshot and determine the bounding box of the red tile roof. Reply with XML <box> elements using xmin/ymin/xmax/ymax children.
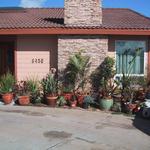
<box><xmin>0</xmin><ymin>8</ymin><xmax>149</xmax><ymax>30</ymax></box>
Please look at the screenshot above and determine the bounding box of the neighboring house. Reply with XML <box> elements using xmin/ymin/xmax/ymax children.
<box><xmin>0</xmin><ymin>0</ymin><xmax>150</xmax><ymax>80</ymax></box>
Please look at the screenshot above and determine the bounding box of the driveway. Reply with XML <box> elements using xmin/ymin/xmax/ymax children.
<box><xmin>0</xmin><ymin>106</ymin><xmax>149</xmax><ymax>150</ymax></box>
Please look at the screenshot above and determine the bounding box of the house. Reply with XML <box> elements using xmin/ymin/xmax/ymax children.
<box><xmin>0</xmin><ymin>0</ymin><xmax>150</xmax><ymax>80</ymax></box>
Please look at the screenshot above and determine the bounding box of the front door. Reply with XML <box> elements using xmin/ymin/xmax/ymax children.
<box><xmin>0</xmin><ymin>43</ymin><xmax>14</xmax><ymax>76</ymax></box>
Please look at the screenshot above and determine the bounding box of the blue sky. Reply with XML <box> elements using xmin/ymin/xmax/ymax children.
<box><xmin>0</xmin><ymin>0</ymin><xmax>149</xmax><ymax>17</ymax></box>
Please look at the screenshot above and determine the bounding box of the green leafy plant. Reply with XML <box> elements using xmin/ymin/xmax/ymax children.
<box><xmin>57</xmin><ymin>96</ymin><xmax>67</xmax><ymax>106</ymax></box>
<box><xmin>41</xmin><ymin>74</ymin><xmax>57</xmax><ymax>96</ymax></box>
<box><xmin>64</xmin><ymin>50</ymin><xmax>91</xmax><ymax>91</ymax></box>
<box><xmin>14</xmin><ymin>81</ymin><xmax>30</xmax><ymax>96</ymax></box>
<box><xmin>119</xmin><ymin>48</ymin><xmax>143</xmax><ymax>102</ymax></box>
<box><xmin>26</xmin><ymin>78</ymin><xmax>39</xmax><ymax>94</ymax></box>
<box><xmin>91</xmin><ymin>57</ymin><xmax>115</xmax><ymax>90</ymax></box>
<box><xmin>0</xmin><ymin>72</ymin><xmax>16</xmax><ymax>94</ymax></box>
<box><xmin>91</xmin><ymin>57</ymin><xmax>118</xmax><ymax>99</ymax></box>
<box><xmin>63</xmin><ymin>85</ymin><xmax>73</xmax><ymax>93</ymax></box>
<box><xmin>83</xmin><ymin>94</ymin><xmax>94</xmax><ymax>109</ymax></box>
<box><xmin>26</xmin><ymin>78</ymin><xmax>41</xmax><ymax>104</ymax></box>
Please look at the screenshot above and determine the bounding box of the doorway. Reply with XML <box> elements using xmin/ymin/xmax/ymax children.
<box><xmin>0</xmin><ymin>42</ymin><xmax>15</xmax><ymax>76</ymax></box>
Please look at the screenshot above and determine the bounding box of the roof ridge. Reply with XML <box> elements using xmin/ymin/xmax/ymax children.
<box><xmin>27</xmin><ymin>7</ymin><xmax>130</xmax><ymax>10</ymax></box>
<box><xmin>103</xmin><ymin>8</ymin><xmax>130</xmax><ymax>10</ymax></box>
<box><xmin>26</xmin><ymin>7</ymin><xmax>64</xmax><ymax>9</ymax></box>
<box><xmin>103</xmin><ymin>8</ymin><xmax>150</xmax><ymax>20</ymax></box>
<box><xmin>127</xmin><ymin>9</ymin><xmax>150</xmax><ymax>20</ymax></box>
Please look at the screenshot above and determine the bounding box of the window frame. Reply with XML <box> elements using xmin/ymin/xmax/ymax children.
<box><xmin>115</xmin><ymin>40</ymin><xmax>147</xmax><ymax>77</ymax></box>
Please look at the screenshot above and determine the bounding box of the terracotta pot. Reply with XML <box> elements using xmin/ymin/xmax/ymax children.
<box><xmin>77</xmin><ymin>95</ymin><xmax>84</xmax><ymax>107</ymax></box>
<box><xmin>63</xmin><ymin>93</ymin><xmax>72</xmax><ymax>101</ymax></box>
<box><xmin>71</xmin><ymin>100</ymin><xmax>77</xmax><ymax>108</ymax></box>
<box><xmin>18</xmin><ymin>96</ymin><xmax>30</xmax><ymax>106</ymax></box>
<box><xmin>46</xmin><ymin>96</ymin><xmax>58</xmax><ymax>107</ymax></box>
<box><xmin>2</xmin><ymin>93</ymin><xmax>13</xmax><ymax>105</ymax></box>
<box><xmin>128</xmin><ymin>104</ymin><xmax>137</xmax><ymax>111</ymax></box>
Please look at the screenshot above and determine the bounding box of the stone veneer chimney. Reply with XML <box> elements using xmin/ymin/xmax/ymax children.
<box><xmin>64</xmin><ymin>0</ymin><xmax>102</xmax><ymax>26</ymax></box>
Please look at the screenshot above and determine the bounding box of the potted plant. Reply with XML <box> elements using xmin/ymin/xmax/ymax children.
<box><xmin>83</xmin><ymin>92</ymin><xmax>94</xmax><ymax>109</ymax></box>
<box><xmin>70</xmin><ymin>94</ymin><xmax>77</xmax><ymax>108</ymax></box>
<box><xmin>119</xmin><ymin>48</ymin><xmax>145</xmax><ymax>114</ymax></box>
<box><xmin>64</xmin><ymin>50</ymin><xmax>91</xmax><ymax>93</ymax></box>
<box><xmin>99</xmin><ymin>79</ymin><xmax>119</xmax><ymax>110</ymax></box>
<box><xmin>26</xmin><ymin>78</ymin><xmax>41</xmax><ymax>104</ymax></box>
<box><xmin>91</xmin><ymin>57</ymin><xmax>117</xmax><ymax>110</ymax></box>
<box><xmin>62</xmin><ymin>85</ymin><xmax>73</xmax><ymax>101</ymax></box>
<box><xmin>76</xmin><ymin>91</ymin><xmax>84</xmax><ymax>107</ymax></box>
<box><xmin>0</xmin><ymin>72</ymin><xmax>16</xmax><ymax>104</ymax></box>
<box><xmin>62</xmin><ymin>51</ymin><xmax>91</xmax><ymax>106</ymax></box>
<box><xmin>57</xmin><ymin>96</ymin><xmax>67</xmax><ymax>107</ymax></box>
<box><xmin>41</xmin><ymin>73</ymin><xmax>58</xmax><ymax>107</ymax></box>
<box><xmin>15</xmin><ymin>81</ymin><xmax>30</xmax><ymax>105</ymax></box>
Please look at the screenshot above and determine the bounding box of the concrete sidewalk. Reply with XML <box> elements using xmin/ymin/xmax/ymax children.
<box><xmin>0</xmin><ymin>106</ymin><xmax>149</xmax><ymax>150</ymax></box>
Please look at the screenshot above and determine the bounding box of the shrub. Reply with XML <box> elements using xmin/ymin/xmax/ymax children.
<box><xmin>64</xmin><ymin>50</ymin><xmax>91</xmax><ymax>91</ymax></box>
<box><xmin>91</xmin><ymin>57</ymin><xmax>115</xmax><ymax>90</ymax></box>
<box><xmin>41</xmin><ymin>74</ymin><xmax>57</xmax><ymax>96</ymax></box>
<box><xmin>0</xmin><ymin>72</ymin><xmax>16</xmax><ymax>94</ymax></box>
<box><xmin>26</xmin><ymin>78</ymin><xmax>41</xmax><ymax>104</ymax></box>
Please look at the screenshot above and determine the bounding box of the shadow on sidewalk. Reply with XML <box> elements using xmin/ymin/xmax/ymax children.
<box><xmin>132</xmin><ymin>115</ymin><xmax>150</xmax><ymax>136</ymax></box>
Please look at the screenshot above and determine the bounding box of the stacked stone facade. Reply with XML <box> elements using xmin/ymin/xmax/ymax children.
<box><xmin>59</xmin><ymin>0</ymin><xmax>107</xmax><ymax>76</ymax></box>
<box><xmin>64</xmin><ymin>0</ymin><xmax>102</xmax><ymax>26</ymax></box>
<box><xmin>58</xmin><ymin>35</ymin><xmax>108</xmax><ymax>72</ymax></box>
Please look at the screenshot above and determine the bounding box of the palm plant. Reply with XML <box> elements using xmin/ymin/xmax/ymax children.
<box><xmin>64</xmin><ymin>51</ymin><xmax>91</xmax><ymax>91</ymax></box>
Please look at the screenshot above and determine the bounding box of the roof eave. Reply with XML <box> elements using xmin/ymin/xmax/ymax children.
<box><xmin>0</xmin><ymin>28</ymin><xmax>150</xmax><ymax>35</ymax></box>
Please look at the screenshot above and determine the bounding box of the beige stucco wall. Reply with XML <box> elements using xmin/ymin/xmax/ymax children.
<box><xmin>16</xmin><ymin>35</ymin><xmax>57</xmax><ymax>80</ymax></box>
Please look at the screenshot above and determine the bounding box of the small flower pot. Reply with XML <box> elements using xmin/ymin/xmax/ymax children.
<box><xmin>63</xmin><ymin>93</ymin><xmax>72</xmax><ymax>101</ymax></box>
<box><xmin>18</xmin><ymin>96</ymin><xmax>30</xmax><ymax>106</ymax></box>
<box><xmin>99</xmin><ymin>99</ymin><xmax>113</xmax><ymax>111</ymax></box>
<box><xmin>127</xmin><ymin>103</ymin><xmax>139</xmax><ymax>113</ymax></box>
<box><xmin>70</xmin><ymin>100</ymin><xmax>77</xmax><ymax>108</ymax></box>
<box><xmin>46</xmin><ymin>96</ymin><xmax>58</xmax><ymax>107</ymax></box>
<box><xmin>128</xmin><ymin>104</ymin><xmax>137</xmax><ymax>110</ymax></box>
<box><xmin>2</xmin><ymin>93</ymin><xmax>13</xmax><ymax>105</ymax></box>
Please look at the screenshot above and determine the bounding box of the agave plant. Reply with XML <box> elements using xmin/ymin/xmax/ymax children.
<box><xmin>26</xmin><ymin>78</ymin><xmax>40</xmax><ymax>94</ymax></box>
<box><xmin>64</xmin><ymin>50</ymin><xmax>91</xmax><ymax>91</ymax></box>
<box><xmin>0</xmin><ymin>72</ymin><xmax>16</xmax><ymax>94</ymax></box>
<box><xmin>26</xmin><ymin>78</ymin><xmax>41</xmax><ymax>104</ymax></box>
<box><xmin>41</xmin><ymin>74</ymin><xmax>57</xmax><ymax>96</ymax></box>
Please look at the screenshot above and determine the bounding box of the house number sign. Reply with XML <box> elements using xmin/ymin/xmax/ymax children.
<box><xmin>32</xmin><ymin>58</ymin><xmax>44</xmax><ymax>64</ymax></box>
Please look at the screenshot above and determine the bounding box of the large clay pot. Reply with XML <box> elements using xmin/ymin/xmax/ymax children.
<box><xmin>18</xmin><ymin>96</ymin><xmax>30</xmax><ymax>106</ymax></box>
<box><xmin>46</xmin><ymin>96</ymin><xmax>58</xmax><ymax>107</ymax></box>
<box><xmin>100</xmin><ymin>99</ymin><xmax>113</xmax><ymax>111</ymax></box>
<box><xmin>2</xmin><ymin>93</ymin><xmax>13</xmax><ymax>104</ymax></box>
